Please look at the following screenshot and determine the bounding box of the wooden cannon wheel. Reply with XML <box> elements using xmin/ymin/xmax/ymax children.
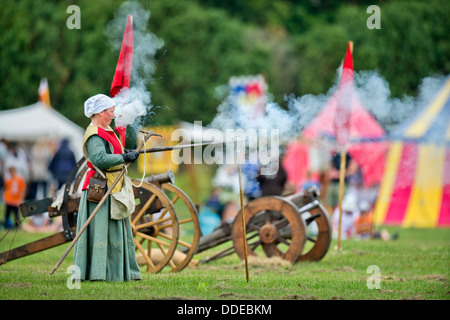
<box><xmin>231</xmin><ymin>196</ymin><xmax>306</xmax><ymax>263</ymax></box>
<box><xmin>161</xmin><ymin>183</ymin><xmax>200</xmax><ymax>272</ymax></box>
<box><xmin>297</xmin><ymin>204</ymin><xmax>332</xmax><ymax>262</ymax></box>
<box><xmin>131</xmin><ymin>181</ymin><xmax>179</xmax><ymax>273</ymax></box>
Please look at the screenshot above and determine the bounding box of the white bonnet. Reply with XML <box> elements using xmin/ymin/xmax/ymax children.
<box><xmin>84</xmin><ymin>94</ymin><xmax>115</xmax><ymax>118</ymax></box>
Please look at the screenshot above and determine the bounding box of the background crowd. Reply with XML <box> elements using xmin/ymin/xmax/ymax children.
<box><xmin>0</xmin><ymin>138</ymin><xmax>77</xmax><ymax>231</ymax></box>
<box><xmin>1</xmin><ymin>135</ymin><xmax>395</xmax><ymax>243</ymax></box>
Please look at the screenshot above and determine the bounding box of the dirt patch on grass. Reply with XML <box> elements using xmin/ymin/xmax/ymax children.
<box><xmin>218</xmin><ymin>292</ymin><xmax>235</xmax><ymax>298</ymax></box>
<box><xmin>0</xmin><ymin>282</ymin><xmax>32</xmax><ymax>288</ymax></box>
<box><xmin>247</xmin><ymin>256</ymin><xmax>293</xmax><ymax>268</ymax></box>
<box><xmin>285</xmin><ymin>294</ymin><xmax>319</xmax><ymax>300</ymax></box>
<box><xmin>333</xmin><ymin>266</ymin><xmax>355</xmax><ymax>272</ymax></box>
<box><xmin>382</xmin><ymin>275</ymin><xmax>406</xmax><ymax>282</ymax></box>
<box><xmin>195</xmin><ymin>264</ymin><xmax>241</xmax><ymax>272</ymax></box>
<box><xmin>198</xmin><ymin>256</ymin><xmax>293</xmax><ymax>275</ymax></box>
<box><xmin>159</xmin><ymin>296</ymin><xmax>203</xmax><ymax>300</ymax></box>
<box><xmin>417</xmin><ymin>275</ymin><xmax>447</xmax><ymax>282</ymax></box>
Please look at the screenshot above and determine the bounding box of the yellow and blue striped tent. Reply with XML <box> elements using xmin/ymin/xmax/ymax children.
<box><xmin>374</xmin><ymin>77</ymin><xmax>450</xmax><ymax>228</ymax></box>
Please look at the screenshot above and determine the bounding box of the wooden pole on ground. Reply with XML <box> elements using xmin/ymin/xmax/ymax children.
<box><xmin>238</xmin><ymin>164</ymin><xmax>249</xmax><ymax>282</ymax></box>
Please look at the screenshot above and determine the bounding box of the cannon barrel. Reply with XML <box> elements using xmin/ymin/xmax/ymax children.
<box><xmin>143</xmin><ymin>170</ymin><xmax>175</xmax><ymax>185</ymax></box>
<box><xmin>284</xmin><ymin>185</ymin><xmax>320</xmax><ymax>208</ymax></box>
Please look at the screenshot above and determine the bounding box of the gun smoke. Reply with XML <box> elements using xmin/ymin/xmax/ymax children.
<box><xmin>103</xmin><ymin>1</ymin><xmax>447</xmax><ymax>175</ymax></box>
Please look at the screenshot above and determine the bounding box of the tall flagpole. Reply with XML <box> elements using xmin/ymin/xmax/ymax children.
<box><xmin>336</xmin><ymin>147</ymin><xmax>347</xmax><ymax>251</ymax></box>
<box><xmin>335</xmin><ymin>41</ymin><xmax>353</xmax><ymax>251</ymax></box>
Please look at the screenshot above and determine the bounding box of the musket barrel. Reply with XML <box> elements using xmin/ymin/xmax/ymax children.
<box><xmin>139</xmin><ymin>140</ymin><xmax>227</xmax><ymax>153</ymax></box>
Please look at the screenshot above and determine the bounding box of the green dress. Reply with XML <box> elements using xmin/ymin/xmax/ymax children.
<box><xmin>72</xmin><ymin>135</ymin><xmax>141</xmax><ymax>282</ymax></box>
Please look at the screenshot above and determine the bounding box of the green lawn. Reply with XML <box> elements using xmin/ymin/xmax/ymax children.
<box><xmin>1</xmin><ymin>226</ymin><xmax>448</xmax><ymax>300</ymax></box>
<box><xmin>0</xmin><ymin>164</ymin><xmax>448</xmax><ymax>300</ymax></box>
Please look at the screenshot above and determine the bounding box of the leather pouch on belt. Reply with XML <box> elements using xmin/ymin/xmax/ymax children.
<box><xmin>87</xmin><ymin>172</ymin><xmax>107</xmax><ymax>203</ymax></box>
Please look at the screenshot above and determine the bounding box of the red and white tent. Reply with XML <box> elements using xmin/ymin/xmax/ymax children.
<box><xmin>284</xmin><ymin>42</ymin><xmax>388</xmax><ymax>189</ymax></box>
<box><xmin>301</xmin><ymin>87</ymin><xmax>387</xmax><ymax>188</ymax></box>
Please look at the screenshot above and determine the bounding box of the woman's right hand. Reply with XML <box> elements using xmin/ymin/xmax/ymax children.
<box><xmin>121</xmin><ymin>150</ymin><xmax>140</xmax><ymax>163</ymax></box>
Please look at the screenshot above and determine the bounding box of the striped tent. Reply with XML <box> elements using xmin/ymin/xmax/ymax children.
<box><xmin>374</xmin><ymin>77</ymin><xmax>450</xmax><ymax>228</ymax></box>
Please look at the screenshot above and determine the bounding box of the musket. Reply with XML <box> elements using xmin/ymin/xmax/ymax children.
<box><xmin>50</xmin><ymin>130</ymin><xmax>161</xmax><ymax>275</ymax></box>
<box><xmin>139</xmin><ymin>140</ymin><xmax>230</xmax><ymax>153</ymax></box>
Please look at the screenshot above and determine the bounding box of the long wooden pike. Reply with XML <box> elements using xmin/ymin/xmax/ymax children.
<box><xmin>50</xmin><ymin>130</ymin><xmax>160</xmax><ymax>275</ymax></box>
<box><xmin>237</xmin><ymin>164</ymin><xmax>250</xmax><ymax>282</ymax></box>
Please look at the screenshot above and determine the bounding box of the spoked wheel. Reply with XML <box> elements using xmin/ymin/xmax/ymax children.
<box><xmin>131</xmin><ymin>181</ymin><xmax>179</xmax><ymax>273</ymax></box>
<box><xmin>231</xmin><ymin>196</ymin><xmax>306</xmax><ymax>263</ymax></box>
<box><xmin>297</xmin><ymin>203</ymin><xmax>332</xmax><ymax>262</ymax></box>
<box><xmin>161</xmin><ymin>183</ymin><xmax>200</xmax><ymax>272</ymax></box>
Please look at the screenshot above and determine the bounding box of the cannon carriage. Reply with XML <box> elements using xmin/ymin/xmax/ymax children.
<box><xmin>195</xmin><ymin>186</ymin><xmax>332</xmax><ymax>265</ymax></box>
<box><xmin>1</xmin><ymin>153</ymin><xmax>332</xmax><ymax>272</ymax></box>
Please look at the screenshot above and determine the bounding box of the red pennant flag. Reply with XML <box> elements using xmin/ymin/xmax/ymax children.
<box><xmin>110</xmin><ymin>15</ymin><xmax>134</xmax><ymax>144</ymax></box>
<box><xmin>334</xmin><ymin>41</ymin><xmax>354</xmax><ymax>146</ymax></box>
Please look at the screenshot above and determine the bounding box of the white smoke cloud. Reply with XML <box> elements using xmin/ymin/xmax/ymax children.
<box><xmin>104</xmin><ymin>1</ymin><xmax>164</xmax><ymax>131</ymax></box>
<box><xmin>208</xmin><ymin>67</ymin><xmax>446</xmax><ymax>181</ymax></box>
<box><xmin>209</xmin><ymin>91</ymin><xmax>302</xmax><ymax>146</ymax></box>
<box><xmin>113</xmin><ymin>87</ymin><xmax>152</xmax><ymax>127</ymax></box>
<box><xmin>355</xmin><ymin>71</ymin><xmax>447</xmax><ymax>133</ymax></box>
<box><xmin>287</xmin><ymin>69</ymin><xmax>447</xmax><ymax>136</ymax></box>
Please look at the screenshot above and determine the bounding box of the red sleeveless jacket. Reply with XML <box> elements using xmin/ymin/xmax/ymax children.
<box><xmin>82</xmin><ymin>126</ymin><xmax>124</xmax><ymax>190</ymax></box>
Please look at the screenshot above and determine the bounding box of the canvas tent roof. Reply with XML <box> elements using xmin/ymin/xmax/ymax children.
<box><xmin>0</xmin><ymin>102</ymin><xmax>84</xmax><ymax>159</ymax></box>
<box><xmin>373</xmin><ymin>76</ymin><xmax>450</xmax><ymax>228</ymax></box>
<box><xmin>298</xmin><ymin>85</ymin><xmax>387</xmax><ymax>188</ymax></box>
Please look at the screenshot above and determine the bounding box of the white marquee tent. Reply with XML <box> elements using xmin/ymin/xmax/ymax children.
<box><xmin>0</xmin><ymin>102</ymin><xmax>84</xmax><ymax>160</ymax></box>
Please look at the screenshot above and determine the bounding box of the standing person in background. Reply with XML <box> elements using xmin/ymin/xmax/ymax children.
<box><xmin>326</xmin><ymin>151</ymin><xmax>358</xmax><ymax>211</ymax></box>
<box><xmin>354</xmin><ymin>200</ymin><xmax>373</xmax><ymax>239</ymax></box>
<box><xmin>5</xmin><ymin>141</ymin><xmax>30</xmax><ymax>186</ymax></box>
<box><xmin>29</xmin><ymin>139</ymin><xmax>53</xmax><ymax>200</ymax></box>
<box><xmin>48</xmin><ymin>138</ymin><xmax>77</xmax><ymax>190</ymax></box>
<box><xmin>0</xmin><ymin>139</ymin><xmax>8</xmax><ymax>209</ymax></box>
<box><xmin>256</xmin><ymin>162</ymin><xmax>288</xmax><ymax>197</ymax></box>
<box><xmin>22</xmin><ymin>139</ymin><xmax>54</xmax><ymax>232</ymax></box>
<box><xmin>212</xmin><ymin>164</ymin><xmax>241</xmax><ymax>222</ymax></box>
<box><xmin>331</xmin><ymin>193</ymin><xmax>360</xmax><ymax>240</ymax></box>
<box><xmin>3</xmin><ymin>165</ymin><xmax>26</xmax><ymax>229</ymax></box>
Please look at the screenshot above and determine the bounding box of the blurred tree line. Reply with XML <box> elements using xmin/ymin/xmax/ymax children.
<box><xmin>0</xmin><ymin>0</ymin><xmax>448</xmax><ymax>129</ymax></box>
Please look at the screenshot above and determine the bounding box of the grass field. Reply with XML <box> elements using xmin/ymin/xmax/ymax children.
<box><xmin>1</xmin><ymin>225</ymin><xmax>448</xmax><ymax>301</ymax></box>
<box><xmin>0</xmin><ymin>164</ymin><xmax>448</xmax><ymax>301</ymax></box>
